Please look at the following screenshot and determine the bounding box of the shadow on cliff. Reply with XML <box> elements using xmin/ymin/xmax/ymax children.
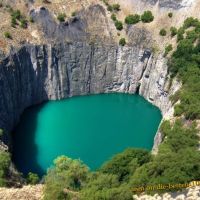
<box><xmin>11</xmin><ymin>102</ymin><xmax>46</xmax><ymax>178</ymax></box>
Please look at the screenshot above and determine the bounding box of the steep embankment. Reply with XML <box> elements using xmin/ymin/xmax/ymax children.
<box><xmin>0</xmin><ymin>43</ymin><xmax>178</xmax><ymax>142</ymax></box>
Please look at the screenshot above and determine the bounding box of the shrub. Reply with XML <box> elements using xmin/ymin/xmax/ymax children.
<box><xmin>44</xmin><ymin>156</ymin><xmax>89</xmax><ymax>200</ymax></box>
<box><xmin>119</xmin><ymin>38</ymin><xmax>126</xmax><ymax>46</ymax></box>
<box><xmin>111</xmin><ymin>13</ymin><xmax>117</xmax><ymax>21</ymax></box>
<box><xmin>0</xmin><ymin>152</ymin><xmax>11</xmax><ymax>187</ymax></box>
<box><xmin>0</xmin><ymin>129</ymin><xmax>3</xmax><ymax>137</ymax></box>
<box><xmin>20</xmin><ymin>18</ymin><xmax>27</xmax><ymax>28</ymax></box>
<box><xmin>29</xmin><ymin>17</ymin><xmax>34</xmax><ymax>23</ymax></box>
<box><xmin>11</xmin><ymin>9</ymin><xmax>21</xmax><ymax>20</ymax></box>
<box><xmin>71</xmin><ymin>11</ymin><xmax>76</xmax><ymax>17</ymax></box>
<box><xmin>27</xmin><ymin>172</ymin><xmax>39</xmax><ymax>185</ymax></box>
<box><xmin>4</xmin><ymin>32</ymin><xmax>12</xmax><ymax>39</ymax></box>
<box><xmin>100</xmin><ymin>148</ymin><xmax>151</xmax><ymax>182</ymax></box>
<box><xmin>107</xmin><ymin>5</ymin><xmax>113</xmax><ymax>12</ymax></box>
<box><xmin>159</xmin><ymin>28</ymin><xmax>167</xmax><ymax>36</ymax></box>
<box><xmin>115</xmin><ymin>20</ymin><xmax>123</xmax><ymax>30</ymax></box>
<box><xmin>168</xmin><ymin>12</ymin><xmax>173</xmax><ymax>18</ymax></box>
<box><xmin>112</xmin><ymin>4</ymin><xmax>120</xmax><ymax>11</ymax></box>
<box><xmin>141</xmin><ymin>11</ymin><xmax>154</xmax><ymax>23</ymax></box>
<box><xmin>177</xmin><ymin>27</ymin><xmax>185</xmax><ymax>41</ymax></box>
<box><xmin>164</xmin><ymin>44</ymin><xmax>173</xmax><ymax>56</ymax></box>
<box><xmin>170</xmin><ymin>26</ymin><xmax>177</xmax><ymax>37</ymax></box>
<box><xmin>125</xmin><ymin>14</ymin><xmax>140</xmax><ymax>25</ymax></box>
<box><xmin>57</xmin><ymin>13</ymin><xmax>66</xmax><ymax>22</ymax></box>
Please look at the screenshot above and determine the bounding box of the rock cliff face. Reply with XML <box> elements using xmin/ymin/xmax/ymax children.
<box><xmin>0</xmin><ymin>42</ymin><xmax>178</xmax><ymax>139</ymax></box>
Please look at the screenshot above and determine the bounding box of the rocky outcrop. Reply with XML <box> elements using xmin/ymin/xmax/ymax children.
<box><xmin>0</xmin><ymin>42</ymin><xmax>178</xmax><ymax>138</ymax></box>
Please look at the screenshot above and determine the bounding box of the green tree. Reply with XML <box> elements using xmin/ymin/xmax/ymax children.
<box><xmin>0</xmin><ymin>152</ymin><xmax>11</xmax><ymax>187</ymax></box>
<box><xmin>168</xmin><ymin>12</ymin><xmax>173</xmax><ymax>18</ymax></box>
<box><xmin>100</xmin><ymin>148</ymin><xmax>151</xmax><ymax>181</ymax></box>
<box><xmin>57</xmin><ymin>13</ymin><xmax>66</xmax><ymax>22</ymax></box>
<box><xmin>44</xmin><ymin>156</ymin><xmax>89</xmax><ymax>200</ymax></box>
<box><xmin>115</xmin><ymin>20</ymin><xmax>123</xmax><ymax>30</ymax></box>
<box><xmin>170</xmin><ymin>27</ymin><xmax>177</xmax><ymax>37</ymax></box>
<box><xmin>125</xmin><ymin>14</ymin><xmax>140</xmax><ymax>25</ymax></box>
<box><xmin>159</xmin><ymin>28</ymin><xmax>167</xmax><ymax>36</ymax></box>
<box><xmin>111</xmin><ymin>13</ymin><xmax>117</xmax><ymax>21</ymax></box>
<box><xmin>27</xmin><ymin>172</ymin><xmax>39</xmax><ymax>185</ymax></box>
<box><xmin>141</xmin><ymin>11</ymin><xmax>154</xmax><ymax>23</ymax></box>
<box><xmin>112</xmin><ymin>4</ymin><xmax>120</xmax><ymax>11</ymax></box>
<box><xmin>164</xmin><ymin>44</ymin><xmax>173</xmax><ymax>56</ymax></box>
<box><xmin>4</xmin><ymin>32</ymin><xmax>12</xmax><ymax>39</ymax></box>
<box><xmin>119</xmin><ymin>38</ymin><xmax>126</xmax><ymax>46</ymax></box>
<box><xmin>80</xmin><ymin>173</ymin><xmax>132</xmax><ymax>200</ymax></box>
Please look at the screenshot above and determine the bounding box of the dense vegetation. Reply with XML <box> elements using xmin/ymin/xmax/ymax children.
<box><xmin>125</xmin><ymin>14</ymin><xmax>140</xmax><ymax>25</ymax></box>
<box><xmin>0</xmin><ymin>152</ymin><xmax>11</xmax><ymax>187</ymax></box>
<box><xmin>169</xmin><ymin>17</ymin><xmax>200</xmax><ymax>119</ymax></box>
<box><xmin>141</xmin><ymin>11</ymin><xmax>154</xmax><ymax>23</ymax></box>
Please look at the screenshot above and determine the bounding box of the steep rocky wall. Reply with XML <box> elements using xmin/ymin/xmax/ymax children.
<box><xmin>0</xmin><ymin>42</ymin><xmax>178</xmax><ymax>141</ymax></box>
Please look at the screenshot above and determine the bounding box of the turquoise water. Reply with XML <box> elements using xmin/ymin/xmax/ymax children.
<box><xmin>12</xmin><ymin>94</ymin><xmax>162</xmax><ymax>176</ymax></box>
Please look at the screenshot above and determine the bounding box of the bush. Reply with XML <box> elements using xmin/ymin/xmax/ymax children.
<box><xmin>57</xmin><ymin>13</ymin><xmax>66</xmax><ymax>22</ymax></box>
<box><xmin>0</xmin><ymin>152</ymin><xmax>11</xmax><ymax>187</ymax></box>
<box><xmin>119</xmin><ymin>38</ymin><xmax>126</xmax><ymax>46</ymax></box>
<box><xmin>11</xmin><ymin>9</ymin><xmax>21</xmax><ymax>20</ymax></box>
<box><xmin>4</xmin><ymin>32</ymin><xmax>12</xmax><ymax>39</ymax></box>
<box><xmin>164</xmin><ymin>44</ymin><xmax>173</xmax><ymax>56</ymax></box>
<box><xmin>71</xmin><ymin>11</ymin><xmax>76</xmax><ymax>17</ymax></box>
<box><xmin>168</xmin><ymin>12</ymin><xmax>173</xmax><ymax>18</ymax></box>
<box><xmin>100</xmin><ymin>148</ymin><xmax>151</xmax><ymax>182</ymax></box>
<box><xmin>112</xmin><ymin>4</ymin><xmax>120</xmax><ymax>11</ymax></box>
<box><xmin>107</xmin><ymin>5</ymin><xmax>113</xmax><ymax>12</ymax></box>
<box><xmin>20</xmin><ymin>18</ymin><xmax>27</xmax><ymax>28</ymax></box>
<box><xmin>27</xmin><ymin>172</ymin><xmax>39</xmax><ymax>185</ymax></box>
<box><xmin>0</xmin><ymin>129</ymin><xmax>3</xmax><ymax>137</ymax></box>
<box><xmin>44</xmin><ymin>156</ymin><xmax>89</xmax><ymax>200</ymax></box>
<box><xmin>159</xmin><ymin>28</ymin><xmax>167</xmax><ymax>36</ymax></box>
<box><xmin>170</xmin><ymin>26</ymin><xmax>177</xmax><ymax>37</ymax></box>
<box><xmin>141</xmin><ymin>11</ymin><xmax>154</xmax><ymax>23</ymax></box>
<box><xmin>125</xmin><ymin>14</ymin><xmax>140</xmax><ymax>25</ymax></box>
<box><xmin>111</xmin><ymin>13</ymin><xmax>117</xmax><ymax>21</ymax></box>
<box><xmin>115</xmin><ymin>20</ymin><xmax>123</xmax><ymax>30</ymax></box>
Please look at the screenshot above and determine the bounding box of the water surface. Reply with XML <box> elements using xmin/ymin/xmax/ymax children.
<box><xmin>12</xmin><ymin>93</ymin><xmax>162</xmax><ymax>176</ymax></box>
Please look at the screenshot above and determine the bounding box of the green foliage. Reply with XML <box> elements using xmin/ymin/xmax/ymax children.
<box><xmin>0</xmin><ymin>129</ymin><xmax>3</xmax><ymax>137</ymax></box>
<box><xmin>119</xmin><ymin>38</ymin><xmax>126</xmax><ymax>46</ymax></box>
<box><xmin>44</xmin><ymin>156</ymin><xmax>89</xmax><ymax>200</ymax></box>
<box><xmin>115</xmin><ymin>20</ymin><xmax>123</xmax><ymax>30</ymax></box>
<box><xmin>159</xmin><ymin>28</ymin><xmax>167</xmax><ymax>36</ymax></box>
<box><xmin>71</xmin><ymin>11</ymin><xmax>76</xmax><ymax>17</ymax></box>
<box><xmin>141</xmin><ymin>11</ymin><xmax>154</xmax><ymax>23</ymax></box>
<box><xmin>130</xmin><ymin>120</ymin><xmax>200</xmax><ymax>192</ymax></box>
<box><xmin>80</xmin><ymin>173</ymin><xmax>132</xmax><ymax>200</ymax></box>
<box><xmin>19</xmin><ymin>18</ymin><xmax>27</xmax><ymax>28</ymax></box>
<box><xmin>168</xmin><ymin>12</ymin><xmax>173</xmax><ymax>18</ymax></box>
<box><xmin>111</xmin><ymin>13</ymin><xmax>117</xmax><ymax>21</ymax></box>
<box><xmin>168</xmin><ymin>17</ymin><xmax>200</xmax><ymax>119</ymax></box>
<box><xmin>100</xmin><ymin>148</ymin><xmax>151</xmax><ymax>182</ymax></box>
<box><xmin>0</xmin><ymin>152</ymin><xmax>11</xmax><ymax>187</ymax></box>
<box><xmin>29</xmin><ymin>17</ymin><xmax>34</xmax><ymax>23</ymax></box>
<box><xmin>125</xmin><ymin>14</ymin><xmax>140</xmax><ymax>25</ymax></box>
<box><xmin>177</xmin><ymin>27</ymin><xmax>185</xmax><ymax>41</ymax></box>
<box><xmin>107</xmin><ymin>5</ymin><xmax>113</xmax><ymax>12</ymax></box>
<box><xmin>164</xmin><ymin>44</ymin><xmax>173</xmax><ymax>56</ymax></box>
<box><xmin>57</xmin><ymin>13</ymin><xmax>66</xmax><ymax>22</ymax></box>
<box><xmin>27</xmin><ymin>172</ymin><xmax>39</xmax><ymax>185</ymax></box>
<box><xmin>11</xmin><ymin>9</ymin><xmax>21</xmax><ymax>20</ymax></box>
<box><xmin>4</xmin><ymin>32</ymin><xmax>12</xmax><ymax>39</ymax></box>
<box><xmin>170</xmin><ymin>27</ymin><xmax>177</xmax><ymax>37</ymax></box>
<box><xmin>112</xmin><ymin>4</ymin><xmax>120</xmax><ymax>11</ymax></box>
